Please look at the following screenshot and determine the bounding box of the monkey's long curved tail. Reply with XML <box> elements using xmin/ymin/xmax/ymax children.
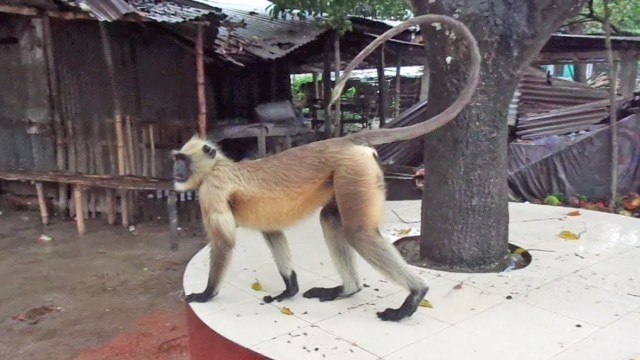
<box><xmin>329</xmin><ymin>14</ymin><xmax>481</xmax><ymax>147</ymax></box>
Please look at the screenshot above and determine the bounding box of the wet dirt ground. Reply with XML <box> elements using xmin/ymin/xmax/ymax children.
<box><xmin>0</xmin><ymin>209</ymin><xmax>206</xmax><ymax>360</ymax></box>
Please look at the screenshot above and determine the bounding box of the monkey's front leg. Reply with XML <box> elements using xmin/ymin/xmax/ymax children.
<box><xmin>262</xmin><ymin>231</ymin><xmax>299</xmax><ymax>303</ymax></box>
<box><xmin>185</xmin><ymin>244</ymin><xmax>233</xmax><ymax>303</ymax></box>
<box><xmin>185</xmin><ymin>209</ymin><xmax>236</xmax><ymax>303</ymax></box>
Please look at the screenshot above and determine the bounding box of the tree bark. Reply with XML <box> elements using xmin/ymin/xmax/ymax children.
<box><xmin>413</xmin><ymin>0</ymin><xmax>588</xmax><ymax>271</ymax></box>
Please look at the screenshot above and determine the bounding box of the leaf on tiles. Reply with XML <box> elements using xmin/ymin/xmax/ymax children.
<box><xmin>419</xmin><ymin>299</ymin><xmax>433</xmax><ymax>308</ymax></box>
<box><xmin>395</xmin><ymin>228</ymin><xmax>412</xmax><ymax>236</ymax></box>
<box><xmin>280</xmin><ymin>306</ymin><xmax>294</xmax><ymax>315</ymax></box>
<box><xmin>453</xmin><ymin>283</ymin><xmax>463</xmax><ymax>290</ymax></box>
<box><xmin>559</xmin><ymin>230</ymin><xmax>580</xmax><ymax>240</ymax></box>
<box><xmin>566</xmin><ymin>210</ymin><xmax>581</xmax><ymax>216</ymax></box>
<box><xmin>251</xmin><ymin>281</ymin><xmax>264</xmax><ymax>292</ymax></box>
<box><xmin>513</xmin><ymin>247</ymin><xmax>526</xmax><ymax>255</ymax></box>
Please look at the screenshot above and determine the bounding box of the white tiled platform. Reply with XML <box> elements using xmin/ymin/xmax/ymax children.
<box><xmin>183</xmin><ymin>201</ymin><xmax>640</xmax><ymax>360</ymax></box>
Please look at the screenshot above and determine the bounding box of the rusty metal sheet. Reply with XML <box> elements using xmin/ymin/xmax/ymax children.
<box><xmin>193</xmin><ymin>0</ymin><xmax>326</xmax><ymax>63</ymax></box>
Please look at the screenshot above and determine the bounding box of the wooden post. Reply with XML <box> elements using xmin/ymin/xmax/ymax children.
<box><xmin>377</xmin><ymin>45</ymin><xmax>387</xmax><ymax>127</ymax></box>
<box><xmin>168</xmin><ymin>191</ymin><xmax>179</xmax><ymax>251</ymax></box>
<box><xmin>619</xmin><ymin>53</ymin><xmax>639</xmax><ymax>99</ymax></box>
<box><xmin>604</xmin><ymin>0</ymin><xmax>619</xmax><ymax>210</ymax></box>
<box><xmin>34</xmin><ymin>182</ymin><xmax>49</xmax><ymax>226</ymax></box>
<box><xmin>42</xmin><ymin>15</ymin><xmax>68</xmax><ymax>216</ymax></box>
<box><xmin>257</xmin><ymin>127</ymin><xmax>267</xmax><ymax>158</ymax></box>
<box><xmin>322</xmin><ymin>35</ymin><xmax>333</xmax><ymax>138</ymax></box>
<box><xmin>394</xmin><ymin>57</ymin><xmax>402</xmax><ymax>119</ymax></box>
<box><xmin>333</xmin><ymin>32</ymin><xmax>342</xmax><ymax>138</ymax></box>
<box><xmin>105</xmin><ymin>189</ymin><xmax>116</xmax><ymax>225</ymax></box>
<box><xmin>120</xmin><ymin>190</ymin><xmax>129</xmax><ymax>227</ymax></box>
<box><xmin>74</xmin><ymin>186</ymin><xmax>86</xmax><ymax>235</ymax></box>
<box><xmin>196</xmin><ymin>23</ymin><xmax>207</xmax><ymax>138</ymax></box>
<box><xmin>149</xmin><ymin>124</ymin><xmax>156</xmax><ymax>177</ymax></box>
<box><xmin>312</xmin><ymin>72</ymin><xmax>319</xmax><ymax>123</ymax></box>
<box><xmin>419</xmin><ymin>60</ymin><xmax>430</xmax><ymax>101</ymax></box>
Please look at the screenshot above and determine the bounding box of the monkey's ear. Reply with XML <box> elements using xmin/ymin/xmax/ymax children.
<box><xmin>170</xmin><ymin>150</ymin><xmax>180</xmax><ymax>159</ymax></box>
<box><xmin>202</xmin><ymin>144</ymin><xmax>217</xmax><ymax>158</ymax></box>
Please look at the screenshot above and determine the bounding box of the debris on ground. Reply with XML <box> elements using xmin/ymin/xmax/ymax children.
<box><xmin>13</xmin><ymin>305</ymin><xmax>56</xmax><ymax>325</ymax></box>
<box><xmin>37</xmin><ymin>234</ymin><xmax>53</xmax><ymax>243</ymax></box>
<box><xmin>280</xmin><ymin>306</ymin><xmax>294</xmax><ymax>315</ymax></box>
<box><xmin>419</xmin><ymin>299</ymin><xmax>433</xmax><ymax>308</ymax></box>
<box><xmin>534</xmin><ymin>192</ymin><xmax>640</xmax><ymax>218</ymax></box>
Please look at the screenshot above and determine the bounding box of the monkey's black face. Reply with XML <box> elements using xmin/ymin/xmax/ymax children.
<box><xmin>172</xmin><ymin>153</ymin><xmax>192</xmax><ymax>183</ymax></box>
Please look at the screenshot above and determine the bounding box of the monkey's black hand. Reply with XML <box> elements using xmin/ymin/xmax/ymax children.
<box><xmin>185</xmin><ymin>291</ymin><xmax>215</xmax><ymax>303</ymax></box>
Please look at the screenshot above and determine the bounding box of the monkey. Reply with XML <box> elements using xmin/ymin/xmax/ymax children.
<box><xmin>173</xmin><ymin>14</ymin><xmax>481</xmax><ymax>321</ymax></box>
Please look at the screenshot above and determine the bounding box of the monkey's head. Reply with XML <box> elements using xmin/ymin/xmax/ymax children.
<box><xmin>171</xmin><ymin>136</ymin><xmax>224</xmax><ymax>192</ymax></box>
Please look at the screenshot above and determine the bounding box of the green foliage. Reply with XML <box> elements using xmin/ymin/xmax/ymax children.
<box><xmin>574</xmin><ymin>0</ymin><xmax>640</xmax><ymax>35</ymax></box>
<box><xmin>292</xmin><ymin>75</ymin><xmax>316</xmax><ymax>99</ymax></box>
<box><xmin>267</xmin><ymin>0</ymin><xmax>411</xmax><ymax>33</ymax></box>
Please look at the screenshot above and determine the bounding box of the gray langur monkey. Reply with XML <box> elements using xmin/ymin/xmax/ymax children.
<box><xmin>172</xmin><ymin>14</ymin><xmax>481</xmax><ymax>321</ymax></box>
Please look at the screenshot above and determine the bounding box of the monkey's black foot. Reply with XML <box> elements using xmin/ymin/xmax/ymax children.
<box><xmin>185</xmin><ymin>291</ymin><xmax>216</xmax><ymax>303</ymax></box>
<box><xmin>303</xmin><ymin>286</ymin><xmax>343</xmax><ymax>302</ymax></box>
<box><xmin>376</xmin><ymin>287</ymin><xmax>428</xmax><ymax>321</ymax></box>
<box><xmin>264</xmin><ymin>270</ymin><xmax>299</xmax><ymax>303</ymax></box>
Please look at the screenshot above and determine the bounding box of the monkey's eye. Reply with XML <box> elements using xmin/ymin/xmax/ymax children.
<box><xmin>202</xmin><ymin>144</ymin><xmax>217</xmax><ymax>158</ymax></box>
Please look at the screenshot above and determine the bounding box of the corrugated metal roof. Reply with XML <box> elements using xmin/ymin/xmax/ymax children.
<box><xmin>192</xmin><ymin>0</ymin><xmax>327</xmax><ymax>62</ymax></box>
<box><xmin>76</xmin><ymin>0</ymin><xmax>223</xmax><ymax>23</ymax></box>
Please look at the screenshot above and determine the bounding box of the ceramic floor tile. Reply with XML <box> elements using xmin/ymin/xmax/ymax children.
<box><xmin>407</xmin><ymin>276</ymin><xmax>507</xmax><ymax>325</ymax></box>
<box><xmin>187</xmin><ymin>284</ymin><xmax>258</xmax><ymax>317</ymax></box>
<box><xmin>199</xmin><ymin>300</ymin><xmax>311</xmax><ymax>347</ymax></box>
<box><xmin>550</xmin><ymin>312</ymin><xmax>640</xmax><ymax>360</ymax></box>
<box><xmin>457</xmin><ymin>300</ymin><xmax>598</xmax><ymax>358</ymax></box>
<box><xmin>384</xmin><ymin>326</ymin><xmax>540</xmax><ymax>360</ymax></box>
<box><xmin>285</xmin><ymin>277</ymin><xmax>391</xmax><ymax>324</ymax></box>
<box><xmin>252</xmin><ymin>325</ymin><xmax>378</xmax><ymax>360</ymax></box>
<box><xmin>455</xmin><ymin>269</ymin><xmax>554</xmax><ymax>298</ymax></box>
<box><xmin>315</xmin><ymin>296</ymin><xmax>450</xmax><ymax>357</ymax></box>
<box><xmin>564</xmin><ymin>252</ymin><xmax>640</xmax><ymax>298</ymax></box>
<box><xmin>225</xmin><ymin>262</ymin><xmax>323</xmax><ymax>300</ymax></box>
<box><xmin>519</xmin><ymin>278</ymin><xmax>640</xmax><ymax>327</ymax></box>
<box><xmin>524</xmin><ymin>248</ymin><xmax>605</xmax><ymax>278</ymax></box>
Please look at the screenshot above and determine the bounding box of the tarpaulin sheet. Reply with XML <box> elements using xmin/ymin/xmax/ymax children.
<box><xmin>508</xmin><ymin>113</ymin><xmax>640</xmax><ymax>202</ymax></box>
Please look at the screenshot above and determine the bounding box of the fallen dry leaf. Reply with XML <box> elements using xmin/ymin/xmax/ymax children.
<box><xmin>566</xmin><ymin>210</ymin><xmax>581</xmax><ymax>216</ymax></box>
<box><xmin>453</xmin><ymin>283</ymin><xmax>463</xmax><ymax>290</ymax></box>
<box><xmin>251</xmin><ymin>281</ymin><xmax>264</xmax><ymax>292</ymax></box>
<box><xmin>395</xmin><ymin>228</ymin><xmax>412</xmax><ymax>236</ymax></box>
<box><xmin>513</xmin><ymin>247</ymin><xmax>526</xmax><ymax>255</ymax></box>
<box><xmin>559</xmin><ymin>230</ymin><xmax>580</xmax><ymax>240</ymax></box>
<box><xmin>419</xmin><ymin>299</ymin><xmax>433</xmax><ymax>308</ymax></box>
<box><xmin>280</xmin><ymin>306</ymin><xmax>294</xmax><ymax>315</ymax></box>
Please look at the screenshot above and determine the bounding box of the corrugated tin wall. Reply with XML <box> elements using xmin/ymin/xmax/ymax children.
<box><xmin>1</xmin><ymin>15</ymin><xmax>293</xmax><ymax>177</ymax></box>
<box><xmin>0</xmin><ymin>15</ymin><xmax>56</xmax><ymax>172</ymax></box>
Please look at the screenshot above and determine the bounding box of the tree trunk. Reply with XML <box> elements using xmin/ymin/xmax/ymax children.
<box><xmin>412</xmin><ymin>0</ymin><xmax>588</xmax><ymax>271</ymax></box>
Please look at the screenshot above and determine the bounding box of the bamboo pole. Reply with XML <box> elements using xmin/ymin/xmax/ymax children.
<box><xmin>74</xmin><ymin>186</ymin><xmax>86</xmax><ymax>235</ymax></box>
<box><xmin>34</xmin><ymin>182</ymin><xmax>49</xmax><ymax>226</ymax></box>
<box><xmin>196</xmin><ymin>24</ymin><xmax>207</xmax><ymax>138</ymax></box>
<box><xmin>604</xmin><ymin>0</ymin><xmax>620</xmax><ymax>211</ymax></box>
<box><xmin>142</xmin><ymin>126</ymin><xmax>148</xmax><ymax>177</ymax></box>
<box><xmin>149</xmin><ymin>124</ymin><xmax>156</xmax><ymax>178</ymax></box>
<box><xmin>41</xmin><ymin>15</ymin><xmax>68</xmax><ymax>215</ymax></box>
<box><xmin>105</xmin><ymin>189</ymin><xmax>116</xmax><ymax>225</ymax></box>
<box><xmin>125</xmin><ymin>116</ymin><xmax>135</xmax><ymax>175</ymax></box>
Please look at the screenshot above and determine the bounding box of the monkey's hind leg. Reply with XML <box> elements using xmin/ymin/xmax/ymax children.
<box><xmin>303</xmin><ymin>202</ymin><xmax>362</xmax><ymax>302</ymax></box>
<box><xmin>185</xmin><ymin>243</ymin><xmax>233</xmax><ymax>303</ymax></box>
<box><xmin>262</xmin><ymin>231</ymin><xmax>299</xmax><ymax>303</ymax></box>
<box><xmin>347</xmin><ymin>229</ymin><xmax>428</xmax><ymax>321</ymax></box>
